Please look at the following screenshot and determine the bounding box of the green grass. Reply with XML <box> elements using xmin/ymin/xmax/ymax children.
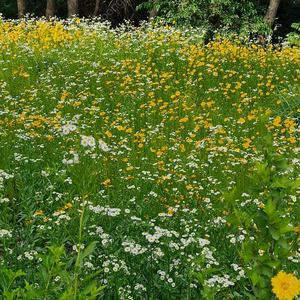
<box><xmin>0</xmin><ymin>17</ymin><xmax>300</xmax><ymax>299</ymax></box>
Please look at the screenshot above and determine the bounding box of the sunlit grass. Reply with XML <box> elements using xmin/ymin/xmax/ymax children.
<box><xmin>0</xmin><ymin>17</ymin><xmax>300</xmax><ymax>299</ymax></box>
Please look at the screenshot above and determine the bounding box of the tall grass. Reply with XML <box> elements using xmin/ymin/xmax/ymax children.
<box><xmin>0</xmin><ymin>16</ymin><xmax>300</xmax><ymax>299</ymax></box>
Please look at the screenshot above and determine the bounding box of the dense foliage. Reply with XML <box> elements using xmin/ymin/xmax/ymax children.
<box><xmin>138</xmin><ymin>0</ymin><xmax>271</xmax><ymax>40</ymax></box>
<box><xmin>0</xmin><ymin>18</ymin><xmax>300</xmax><ymax>299</ymax></box>
<box><xmin>1</xmin><ymin>0</ymin><xmax>300</xmax><ymax>41</ymax></box>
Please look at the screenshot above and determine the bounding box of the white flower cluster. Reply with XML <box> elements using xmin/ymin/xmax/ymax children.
<box><xmin>0</xmin><ymin>229</ymin><xmax>12</xmax><ymax>238</ymax></box>
<box><xmin>0</xmin><ymin>169</ymin><xmax>14</xmax><ymax>189</ymax></box>
<box><xmin>61</xmin><ymin>124</ymin><xmax>77</xmax><ymax>135</ymax></box>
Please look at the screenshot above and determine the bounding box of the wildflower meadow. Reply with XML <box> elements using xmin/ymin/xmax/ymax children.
<box><xmin>1</xmin><ymin>17</ymin><xmax>300</xmax><ymax>299</ymax></box>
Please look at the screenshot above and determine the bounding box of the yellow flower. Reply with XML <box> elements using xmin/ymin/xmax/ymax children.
<box><xmin>237</xmin><ymin>118</ymin><xmax>245</xmax><ymax>124</ymax></box>
<box><xmin>271</xmin><ymin>271</ymin><xmax>300</xmax><ymax>300</ymax></box>
<box><xmin>103</xmin><ymin>179</ymin><xmax>111</xmax><ymax>185</ymax></box>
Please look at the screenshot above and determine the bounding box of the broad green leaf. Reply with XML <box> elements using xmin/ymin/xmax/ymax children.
<box><xmin>47</xmin><ymin>245</ymin><xmax>65</xmax><ymax>258</ymax></box>
<box><xmin>225</xmin><ymin>213</ymin><xmax>242</xmax><ymax>227</ymax></box>
<box><xmin>245</xmin><ymin>213</ymin><xmax>256</xmax><ymax>228</ymax></box>
<box><xmin>192</xmin><ymin>272</ymin><xmax>204</xmax><ymax>284</ymax></box>
<box><xmin>254</xmin><ymin>213</ymin><xmax>268</xmax><ymax>231</ymax></box>
<box><xmin>82</xmin><ymin>208</ymin><xmax>90</xmax><ymax>228</ymax></box>
<box><xmin>274</xmin><ymin>217</ymin><xmax>292</xmax><ymax>228</ymax></box>
<box><xmin>291</xmin><ymin>179</ymin><xmax>300</xmax><ymax>190</ymax></box>
<box><xmin>90</xmin><ymin>285</ymin><xmax>106</xmax><ymax>296</ymax></box>
<box><xmin>270</xmin><ymin>177</ymin><xmax>294</xmax><ymax>189</ymax></box>
<box><xmin>261</xmin><ymin>266</ymin><xmax>272</xmax><ymax>277</ymax></box>
<box><xmin>264</xmin><ymin>198</ymin><xmax>276</xmax><ymax>218</ymax></box>
<box><xmin>60</xmin><ymin>270</ymin><xmax>73</xmax><ymax>285</ymax></box>
<box><xmin>263</xmin><ymin>133</ymin><xmax>273</xmax><ymax>150</ymax></box>
<box><xmin>243</xmin><ymin>291</ymin><xmax>257</xmax><ymax>300</ymax></box>
<box><xmin>250</xmin><ymin>272</ymin><xmax>262</xmax><ymax>286</ymax></box>
<box><xmin>276</xmin><ymin>238</ymin><xmax>291</xmax><ymax>250</ymax></box>
<box><xmin>39</xmin><ymin>265</ymin><xmax>49</xmax><ymax>285</ymax></box>
<box><xmin>60</xmin><ymin>287</ymin><xmax>74</xmax><ymax>300</ymax></box>
<box><xmin>280</xmin><ymin>225</ymin><xmax>295</xmax><ymax>234</ymax></box>
<box><xmin>248</xmin><ymin>186</ymin><xmax>264</xmax><ymax>193</ymax></box>
<box><xmin>222</xmin><ymin>187</ymin><xmax>237</xmax><ymax>207</ymax></box>
<box><xmin>14</xmin><ymin>270</ymin><xmax>26</xmax><ymax>278</ymax></box>
<box><xmin>82</xmin><ymin>270</ymin><xmax>104</xmax><ymax>285</ymax></box>
<box><xmin>80</xmin><ymin>241</ymin><xmax>98</xmax><ymax>263</ymax></box>
<box><xmin>255</xmin><ymin>161</ymin><xmax>269</xmax><ymax>181</ymax></box>
<box><xmin>262</xmin><ymin>259</ymin><xmax>281</xmax><ymax>268</ymax></box>
<box><xmin>272</xmin><ymin>157</ymin><xmax>292</xmax><ymax>172</ymax></box>
<box><xmin>3</xmin><ymin>269</ymin><xmax>26</xmax><ymax>282</ymax></box>
<box><xmin>245</xmin><ymin>268</ymin><xmax>262</xmax><ymax>287</ymax></box>
<box><xmin>203</xmin><ymin>268</ymin><xmax>219</xmax><ymax>276</ymax></box>
<box><xmin>269</xmin><ymin>228</ymin><xmax>280</xmax><ymax>240</ymax></box>
<box><xmin>82</xmin><ymin>281</ymin><xmax>97</xmax><ymax>295</ymax></box>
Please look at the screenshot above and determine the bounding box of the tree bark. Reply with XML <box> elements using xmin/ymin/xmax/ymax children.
<box><xmin>17</xmin><ymin>0</ymin><xmax>26</xmax><ymax>18</ymax></box>
<box><xmin>67</xmin><ymin>0</ymin><xmax>79</xmax><ymax>18</ymax></box>
<box><xmin>149</xmin><ymin>0</ymin><xmax>159</xmax><ymax>20</ymax></box>
<box><xmin>46</xmin><ymin>0</ymin><xmax>56</xmax><ymax>20</ymax></box>
<box><xmin>263</xmin><ymin>0</ymin><xmax>281</xmax><ymax>28</ymax></box>
<box><xmin>93</xmin><ymin>0</ymin><xmax>101</xmax><ymax>16</ymax></box>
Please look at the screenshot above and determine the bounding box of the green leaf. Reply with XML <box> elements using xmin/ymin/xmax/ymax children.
<box><xmin>274</xmin><ymin>215</ymin><xmax>291</xmax><ymax>225</ymax></box>
<box><xmin>192</xmin><ymin>272</ymin><xmax>204</xmax><ymax>285</ymax></box>
<box><xmin>270</xmin><ymin>177</ymin><xmax>294</xmax><ymax>189</ymax></box>
<box><xmin>272</xmin><ymin>157</ymin><xmax>292</xmax><ymax>172</ymax></box>
<box><xmin>276</xmin><ymin>237</ymin><xmax>291</xmax><ymax>250</ymax></box>
<box><xmin>3</xmin><ymin>269</ymin><xmax>26</xmax><ymax>282</ymax></box>
<box><xmin>254</xmin><ymin>213</ymin><xmax>268</xmax><ymax>232</ymax></box>
<box><xmin>82</xmin><ymin>270</ymin><xmax>104</xmax><ymax>285</ymax></box>
<box><xmin>269</xmin><ymin>228</ymin><xmax>280</xmax><ymax>240</ymax></box>
<box><xmin>261</xmin><ymin>266</ymin><xmax>272</xmax><ymax>277</ymax></box>
<box><xmin>90</xmin><ymin>285</ymin><xmax>106</xmax><ymax>296</ymax></box>
<box><xmin>255</xmin><ymin>161</ymin><xmax>269</xmax><ymax>181</ymax></box>
<box><xmin>248</xmin><ymin>185</ymin><xmax>264</xmax><ymax>193</ymax></box>
<box><xmin>47</xmin><ymin>245</ymin><xmax>65</xmax><ymax>258</ymax></box>
<box><xmin>14</xmin><ymin>270</ymin><xmax>26</xmax><ymax>278</ymax></box>
<box><xmin>291</xmin><ymin>179</ymin><xmax>300</xmax><ymax>190</ymax></box>
<box><xmin>82</xmin><ymin>208</ymin><xmax>90</xmax><ymax>229</ymax></box>
<box><xmin>203</xmin><ymin>268</ymin><xmax>219</xmax><ymax>276</ymax></box>
<box><xmin>262</xmin><ymin>259</ymin><xmax>281</xmax><ymax>268</ymax></box>
<box><xmin>80</xmin><ymin>241</ymin><xmax>98</xmax><ymax>263</ymax></box>
<box><xmin>39</xmin><ymin>265</ymin><xmax>49</xmax><ymax>285</ymax></box>
<box><xmin>82</xmin><ymin>281</ymin><xmax>97</xmax><ymax>295</ymax></box>
<box><xmin>245</xmin><ymin>213</ymin><xmax>256</xmax><ymax>228</ymax></box>
<box><xmin>222</xmin><ymin>187</ymin><xmax>237</xmax><ymax>208</ymax></box>
<box><xmin>243</xmin><ymin>291</ymin><xmax>257</xmax><ymax>300</ymax></box>
<box><xmin>60</xmin><ymin>287</ymin><xmax>74</xmax><ymax>299</ymax></box>
<box><xmin>263</xmin><ymin>133</ymin><xmax>273</xmax><ymax>149</ymax></box>
<box><xmin>280</xmin><ymin>226</ymin><xmax>295</xmax><ymax>234</ymax></box>
<box><xmin>264</xmin><ymin>198</ymin><xmax>276</xmax><ymax>218</ymax></box>
<box><xmin>244</xmin><ymin>268</ymin><xmax>261</xmax><ymax>287</ymax></box>
<box><xmin>60</xmin><ymin>270</ymin><xmax>73</xmax><ymax>285</ymax></box>
<box><xmin>226</xmin><ymin>213</ymin><xmax>243</xmax><ymax>227</ymax></box>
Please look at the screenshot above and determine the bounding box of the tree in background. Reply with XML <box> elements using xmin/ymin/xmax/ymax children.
<box><xmin>138</xmin><ymin>0</ymin><xmax>272</xmax><ymax>41</ymax></box>
<box><xmin>17</xmin><ymin>0</ymin><xmax>26</xmax><ymax>18</ymax></box>
<box><xmin>67</xmin><ymin>0</ymin><xmax>79</xmax><ymax>17</ymax></box>
<box><xmin>264</xmin><ymin>0</ymin><xmax>282</xmax><ymax>28</ymax></box>
<box><xmin>7</xmin><ymin>0</ymin><xmax>300</xmax><ymax>43</ymax></box>
<box><xmin>93</xmin><ymin>0</ymin><xmax>101</xmax><ymax>16</ymax></box>
<box><xmin>0</xmin><ymin>0</ymin><xmax>18</xmax><ymax>18</ymax></box>
<box><xmin>46</xmin><ymin>0</ymin><xmax>56</xmax><ymax>19</ymax></box>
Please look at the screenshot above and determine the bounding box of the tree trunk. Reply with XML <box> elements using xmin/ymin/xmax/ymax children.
<box><xmin>67</xmin><ymin>0</ymin><xmax>79</xmax><ymax>18</ymax></box>
<box><xmin>263</xmin><ymin>0</ymin><xmax>281</xmax><ymax>28</ymax></box>
<box><xmin>149</xmin><ymin>0</ymin><xmax>159</xmax><ymax>20</ymax></box>
<box><xmin>17</xmin><ymin>0</ymin><xmax>26</xmax><ymax>18</ymax></box>
<box><xmin>93</xmin><ymin>0</ymin><xmax>101</xmax><ymax>16</ymax></box>
<box><xmin>46</xmin><ymin>0</ymin><xmax>56</xmax><ymax>20</ymax></box>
